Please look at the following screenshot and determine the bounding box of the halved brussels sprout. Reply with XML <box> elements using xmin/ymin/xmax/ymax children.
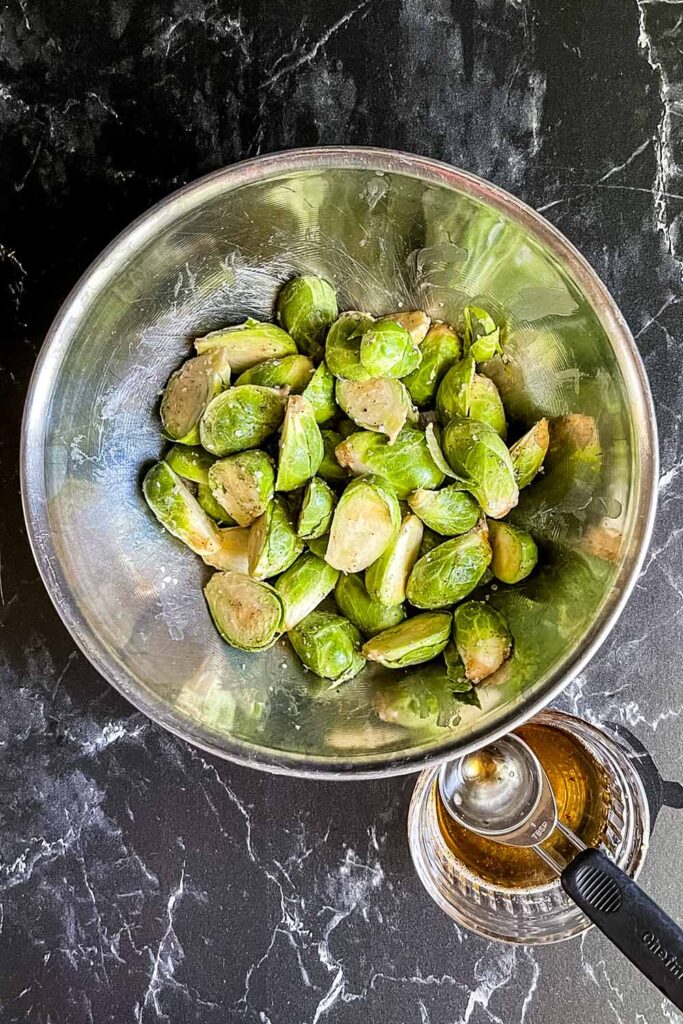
<box><xmin>197</xmin><ymin>483</ymin><xmax>235</xmax><ymax>523</ymax></box>
<box><xmin>276</xmin><ymin>275</ymin><xmax>338</xmax><ymax>360</ymax></box>
<box><xmin>383</xmin><ymin>310</ymin><xmax>431</xmax><ymax>344</ymax></box>
<box><xmin>203</xmin><ymin>526</ymin><xmax>251</xmax><ymax>573</ymax></box>
<box><xmin>469</xmin><ymin>374</ymin><xmax>507</xmax><ymax>438</ymax></box>
<box><xmin>297</xmin><ymin>477</ymin><xmax>337</xmax><ymax>540</ymax></box>
<box><xmin>274</xmin><ymin>552</ymin><xmax>340</xmax><ymax>630</ymax></box>
<box><xmin>443</xmin><ymin>642</ymin><xmax>474</xmax><ymax>692</ymax></box>
<box><xmin>436</xmin><ymin>355</ymin><xmax>475</xmax><ymax>423</ymax></box>
<box><xmin>362</xmin><ymin>611</ymin><xmax>451</xmax><ymax>668</ymax></box>
<box><xmin>488</xmin><ymin>521</ymin><xmax>538</xmax><ymax>583</ymax></box>
<box><xmin>143</xmin><ymin>461</ymin><xmax>221</xmax><ymax>557</ymax></box>
<box><xmin>453</xmin><ymin>600</ymin><xmax>512</xmax><ymax>682</ymax></box>
<box><xmin>199</xmin><ymin>385</ymin><xmax>286</xmax><ymax>457</ymax></box>
<box><xmin>404</xmin><ymin>322</ymin><xmax>462</xmax><ymax>407</ymax></box>
<box><xmin>235</xmin><ymin>354</ymin><xmax>314</xmax><ymax>392</ymax></box>
<box><xmin>441</xmin><ymin>417</ymin><xmax>519</xmax><ymax>519</ymax></box>
<box><xmin>509</xmin><ymin>418</ymin><xmax>549</xmax><ymax>488</ymax></box>
<box><xmin>302</xmin><ymin>361</ymin><xmax>337</xmax><ymax>424</ymax></box>
<box><xmin>165</xmin><ymin>444</ymin><xmax>215</xmax><ymax>485</ymax></box>
<box><xmin>325</xmin><ymin>311</ymin><xmax>374</xmax><ymax>381</ymax></box>
<box><xmin>406</xmin><ymin>521</ymin><xmax>492</xmax><ymax>609</ymax></box>
<box><xmin>408</xmin><ymin>484</ymin><xmax>481</xmax><ymax>536</ymax></box>
<box><xmin>318</xmin><ymin>429</ymin><xmax>348</xmax><ymax>482</ymax></box>
<box><xmin>275</xmin><ymin>395</ymin><xmax>324</xmax><ymax>491</ymax></box>
<box><xmin>248</xmin><ymin>498</ymin><xmax>304</xmax><ymax>579</ymax></box>
<box><xmin>194</xmin><ymin>318</ymin><xmax>297</xmax><ymax>371</ymax></box>
<box><xmin>359</xmin><ymin>319</ymin><xmax>422</xmax><ymax>378</ymax></box>
<box><xmin>325</xmin><ymin>475</ymin><xmax>401</xmax><ymax>573</ymax></box>
<box><xmin>335</xmin><ymin>427</ymin><xmax>444</xmax><ymax>499</ymax></box>
<box><xmin>160</xmin><ymin>349</ymin><xmax>231</xmax><ymax>444</ymax></box>
<box><xmin>335</xmin><ymin>378</ymin><xmax>417</xmax><ymax>444</ymax></box>
<box><xmin>334</xmin><ymin>574</ymin><xmax>406</xmax><ymax>638</ymax></box>
<box><xmin>208</xmin><ymin>450</ymin><xmax>275</xmax><ymax>526</ymax></box>
<box><xmin>306</xmin><ymin>535</ymin><xmax>329</xmax><ymax>559</ymax></box>
<box><xmin>365</xmin><ymin>513</ymin><xmax>423</xmax><ymax>607</ymax></box>
<box><xmin>205</xmin><ymin>571</ymin><xmax>284</xmax><ymax>651</ymax></box>
<box><xmin>289</xmin><ymin>610</ymin><xmax>365</xmax><ymax>683</ymax></box>
<box><xmin>462</xmin><ymin>305</ymin><xmax>502</xmax><ymax>363</ymax></box>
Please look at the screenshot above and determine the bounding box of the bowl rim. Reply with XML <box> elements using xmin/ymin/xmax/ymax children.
<box><xmin>20</xmin><ymin>146</ymin><xmax>659</xmax><ymax>779</ymax></box>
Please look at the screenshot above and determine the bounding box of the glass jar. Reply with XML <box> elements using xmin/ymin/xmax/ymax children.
<box><xmin>408</xmin><ymin>709</ymin><xmax>650</xmax><ymax>944</ymax></box>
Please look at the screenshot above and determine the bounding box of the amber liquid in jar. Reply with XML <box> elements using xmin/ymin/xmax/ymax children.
<box><xmin>435</xmin><ymin>721</ymin><xmax>611</xmax><ymax>889</ymax></box>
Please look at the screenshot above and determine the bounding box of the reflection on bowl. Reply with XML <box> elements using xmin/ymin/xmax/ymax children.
<box><xmin>21</xmin><ymin>148</ymin><xmax>657</xmax><ymax>778</ymax></box>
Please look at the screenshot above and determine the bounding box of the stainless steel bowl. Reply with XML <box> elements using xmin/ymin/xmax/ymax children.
<box><xmin>21</xmin><ymin>148</ymin><xmax>657</xmax><ymax>778</ymax></box>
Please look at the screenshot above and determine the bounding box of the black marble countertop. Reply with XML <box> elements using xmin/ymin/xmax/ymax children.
<box><xmin>2</xmin><ymin>1</ymin><xmax>683</xmax><ymax>1021</ymax></box>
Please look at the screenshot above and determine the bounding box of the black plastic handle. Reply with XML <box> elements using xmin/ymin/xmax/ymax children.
<box><xmin>562</xmin><ymin>848</ymin><xmax>683</xmax><ymax>1010</ymax></box>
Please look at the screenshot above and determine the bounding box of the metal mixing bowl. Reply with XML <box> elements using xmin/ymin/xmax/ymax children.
<box><xmin>21</xmin><ymin>148</ymin><xmax>657</xmax><ymax>778</ymax></box>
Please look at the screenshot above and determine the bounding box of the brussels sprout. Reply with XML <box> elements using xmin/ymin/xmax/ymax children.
<box><xmin>143</xmin><ymin>461</ymin><xmax>222</xmax><ymax>557</ymax></box>
<box><xmin>302</xmin><ymin>361</ymin><xmax>337</xmax><ymax>424</ymax></box>
<box><xmin>274</xmin><ymin>552</ymin><xmax>340</xmax><ymax>630</ymax></box>
<box><xmin>160</xmin><ymin>349</ymin><xmax>231</xmax><ymax>444</ymax></box>
<box><xmin>436</xmin><ymin>355</ymin><xmax>475</xmax><ymax>423</ymax></box>
<box><xmin>199</xmin><ymin>385</ymin><xmax>286</xmax><ymax>457</ymax></box>
<box><xmin>194</xmin><ymin>318</ymin><xmax>297</xmax><ymax>372</ymax></box>
<box><xmin>443</xmin><ymin>642</ymin><xmax>474</xmax><ymax>692</ymax></box>
<box><xmin>365</xmin><ymin>514</ymin><xmax>423</xmax><ymax>607</ymax></box>
<box><xmin>424</xmin><ymin>423</ymin><xmax>457</xmax><ymax>479</ymax></box>
<box><xmin>165</xmin><ymin>445</ymin><xmax>214</xmax><ymax>485</ymax></box>
<box><xmin>408</xmin><ymin>484</ymin><xmax>481</xmax><ymax>536</ymax></box>
<box><xmin>197</xmin><ymin>483</ymin><xmax>235</xmax><ymax>524</ymax></box>
<box><xmin>404</xmin><ymin>322</ymin><xmax>462</xmax><ymax>407</ymax></box>
<box><xmin>488</xmin><ymin>521</ymin><xmax>538</xmax><ymax>583</ymax></box>
<box><xmin>325</xmin><ymin>475</ymin><xmax>401</xmax><ymax>573</ymax></box>
<box><xmin>207</xmin><ymin>451</ymin><xmax>275</xmax><ymax>526</ymax></box>
<box><xmin>289</xmin><ymin>610</ymin><xmax>365</xmax><ymax>683</ymax></box>
<box><xmin>359</xmin><ymin>319</ymin><xmax>422</xmax><ymax>379</ymax></box>
<box><xmin>383</xmin><ymin>310</ymin><xmax>431</xmax><ymax>344</ymax></box>
<box><xmin>235</xmin><ymin>354</ymin><xmax>314</xmax><ymax>392</ymax></box>
<box><xmin>335</xmin><ymin>427</ymin><xmax>444</xmax><ymax>500</ymax></box>
<box><xmin>362</xmin><ymin>611</ymin><xmax>451</xmax><ymax>668</ymax></box>
<box><xmin>318</xmin><ymin>429</ymin><xmax>348</xmax><ymax>483</ymax></box>
<box><xmin>453</xmin><ymin>600</ymin><xmax>512</xmax><ymax>682</ymax></box>
<box><xmin>248</xmin><ymin>497</ymin><xmax>304</xmax><ymax>579</ymax></box>
<box><xmin>297</xmin><ymin>477</ymin><xmax>337</xmax><ymax>540</ymax></box>
<box><xmin>275</xmin><ymin>395</ymin><xmax>324</xmax><ymax>491</ymax></box>
<box><xmin>204</xmin><ymin>526</ymin><xmax>251</xmax><ymax>573</ymax></box>
<box><xmin>335</xmin><ymin>378</ymin><xmax>417</xmax><ymax>444</ymax></box>
<box><xmin>276</xmin><ymin>275</ymin><xmax>338</xmax><ymax>359</ymax></box>
<box><xmin>509</xmin><ymin>418</ymin><xmax>549</xmax><ymax>488</ymax></box>
<box><xmin>205</xmin><ymin>571</ymin><xmax>284</xmax><ymax>651</ymax></box>
<box><xmin>462</xmin><ymin>305</ymin><xmax>502</xmax><ymax>363</ymax></box>
<box><xmin>406</xmin><ymin>521</ymin><xmax>492</xmax><ymax>609</ymax></box>
<box><xmin>325</xmin><ymin>311</ymin><xmax>374</xmax><ymax>381</ymax></box>
<box><xmin>334</xmin><ymin>574</ymin><xmax>406</xmax><ymax>638</ymax></box>
<box><xmin>441</xmin><ymin>417</ymin><xmax>519</xmax><ymax>519</ymax></box>
<box><xmin>469</xmin><ymin>374</ymin><xmax>507</xmax><ymax>438</ymax></box>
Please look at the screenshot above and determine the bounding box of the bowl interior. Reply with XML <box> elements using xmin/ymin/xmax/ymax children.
<box><xmin>23</xmin><ymin>151</ymin><xmax>655</xmax><ymax>776</ymax></box>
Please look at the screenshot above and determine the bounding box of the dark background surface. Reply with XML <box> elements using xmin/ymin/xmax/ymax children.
<box><xmin>2</xmin><ymin>1</ymin><xmax>683</xmax><ymax>1022</ymax></box>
